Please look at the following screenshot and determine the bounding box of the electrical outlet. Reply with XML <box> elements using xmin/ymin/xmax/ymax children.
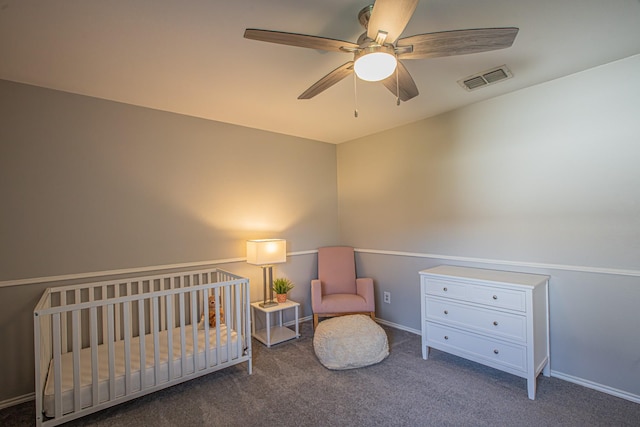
<box><xmin>383</xmin><ymin>291</ymin><xmax>391</xmax><ymax>304</ymax></box>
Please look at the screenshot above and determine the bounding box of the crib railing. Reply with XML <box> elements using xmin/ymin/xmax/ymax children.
<box><xmin>34</xmin><ymin>268</ymin><xmax>252</xmax><ymax>427</ymax></box>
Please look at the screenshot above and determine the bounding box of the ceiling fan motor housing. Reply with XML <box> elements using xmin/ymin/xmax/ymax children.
<box><xmin>354</xmin><ymin>43</ymin><xmax>395</xmax><ymax>60</ymax></box>
<box><xmin>358</xmin><ymin>5</ymin><xmax>374</xmax><ymax>29</ymax></box>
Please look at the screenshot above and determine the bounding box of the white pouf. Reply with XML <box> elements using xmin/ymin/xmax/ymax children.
<box><xmin>313</xmin><ymin>314</ymin><xmax>389</xmax><ymax>370</ymax></box>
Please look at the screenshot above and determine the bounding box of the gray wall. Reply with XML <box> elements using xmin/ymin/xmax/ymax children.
<box><xmin>0</xmin><ymin>79</ymin><xmax>336</xmax><ymax>402</ymax></box>
<box><xmin>0</xmin><ymin>79</ymin><xmax>338</xmax><ymax>281</ymax></box>
<box><xmin>338</xmin><ymin>55</ymin><xmax>640</xmax><ymax>398</ymax></box>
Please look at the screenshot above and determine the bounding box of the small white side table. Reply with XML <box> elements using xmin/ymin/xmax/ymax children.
<box><xmin>250</xmin><ymin>300</ymin><xmax>300</xmax><ymax>347</ymax></box>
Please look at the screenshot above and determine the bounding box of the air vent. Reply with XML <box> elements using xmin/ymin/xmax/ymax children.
<box><xmin>458</xmin><ymin>65</ymin><xmax>513</xmax><ymax>91</ymax></box>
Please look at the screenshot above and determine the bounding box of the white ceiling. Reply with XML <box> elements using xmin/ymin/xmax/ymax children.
<box><xmin>1</xmin><ymin>0</ymin><xmax>640</xmax><ymax>144</ymax></box>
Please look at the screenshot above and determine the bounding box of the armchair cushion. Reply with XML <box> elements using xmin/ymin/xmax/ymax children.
<box><xmin>318</xmin><ymin>246</ymin><xmax>357</xmax><ymax>295</ymax></box>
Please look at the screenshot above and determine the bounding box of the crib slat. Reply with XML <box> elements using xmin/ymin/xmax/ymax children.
<box><xmin>146</xmin><ymin>281</ymin><xmax>154</xmax><ymax>334</ymax></box>
<box><xmin>230</xmin><ymin>285</ymin><xmax>237</xmax><ymax>360</ymax></box>
<box><xmin>244</xmin><ymin>280</ymin><xmax>253</xmax><ymax>374</ymax></box>
<box><xmin>72</xmin><ymin>310</ymin><xmax>81</xmax><ymax>412</ymax></box>
<box><xmin>138</xmin><ymin>298</ymin><xmax>146</xmax><ymax>391</ymax></box>
<box><xmin>235</xmin><ymin>283</ymin><xmax>243</xmax><ymax>359</ymax></box>
<box><xmin>123</xmin><ymin>301</ymin><xmax>132</xmax><ymax>395</ymax></box>
<box><xmin>219</xmin><ymin>281</ymin><xmax>225</xmax><ymax>365</ymax></box>
<box><xmin>113</xmin><ymin>288</ymin><xmax>120</xmax><ymax>342</ymax></box>
<box><xmin>33</xmin><ymin>312</ymin><xmax>43</xmax><ymax>426</ymax></box>
<box><xmin>152</xmin><ymin>297</ymin><xmax>160</xmax><ymax>384</ymax></box>
<box><xmin>214</xmin><ymin>288</ymin><xmax>222</xmax><ymax>366</ymax></box>
<box><xmin>52</xmin><ymin>313</ymin><xmax>63</xmax><ymax>418</ymax></box>
<box><xmin>116</xmin><ymin>283</ymin><xmax>126</xmax><ymax>341</ymax></box>
<box><xmin>59</xmin><ymin>292</ymin><xmax>68</xmax><ymax>354</ymax></box>
<box><xmin>219</xmin><ymin>286</ymin><xmax>225</xmax><ymax>362</ymax></box>
<box><xmin>225</xmin><ymin>286</ymin><xmax>232</xmax><ymax>363</ymax></box>
<box><xmin>159</xmin><ymin>281</ymin><xmax>165</xmax><ymax>332</ymax></box>
<box><xmin>107</xmin><ymin>304</ymin><xmax>116</xmax><ymax>400</ymax></box>
<box><xmin>90</xmin><ymin>306</ymin><xmax>99</xmax><ymax>406</ymax></box>
<box><xmin>166</xmin><ymin>295</ymin><xmax>174</xmax><ymax>381</ymax></box>
<box><xmin>179</xmin><ymin>293</ymin><xmax>187</xmax><ymax>377</ymax></box>
<box><xmin>203</xmin><ymin>288</ymin><xmax>210</xmax><ymax>368</ymax></box>
<box><xmin>101</xmin><ymin>285</ymin><xmax>108</xmax><ymax>345</ymax></box>
<box><xmin>191</xmin><ymin>291</ymin><xmax>199</xmax><ymax>372</ymax></box>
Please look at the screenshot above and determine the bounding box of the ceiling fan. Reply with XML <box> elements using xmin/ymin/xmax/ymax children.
<box><xmin>244</xmin><ymin>0</ymin><xmax>518</xmax><ymax>103</ymax></box>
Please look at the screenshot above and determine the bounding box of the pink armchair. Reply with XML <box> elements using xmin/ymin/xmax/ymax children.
<box><xmin>311</xmin><ymin>246</ymin><xmax>375</xmax><ymax>329</ymax></box>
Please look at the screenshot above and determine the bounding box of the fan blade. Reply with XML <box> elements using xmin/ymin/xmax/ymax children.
<box><xmin>381</xmin><ymin>61</ymin><xmax>419</xmax><ymax>102</ymax></box>
<box><xmin>397</xmin><ymin>28</ymin><xmax>519</xmax><ymax>59</ymax></box>
<box><xmin>367</xmin><ymin>0</ymin><xmax>419</xmax><ymax>44</ymax></box>
<box><xmin>244</xmin><ymin>29</ymin><xmax>358</xmax><ymax>52</ymax></box>
<box><xmin>298</xmin><ymin>62</ymin><xmax>354</xmax><ymax>99</ymax></box>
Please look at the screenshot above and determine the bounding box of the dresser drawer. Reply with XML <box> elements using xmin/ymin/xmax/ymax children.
<box><xmin>426</xmin><ymin>297</ymin><xmax>527</xmax><ymax>342</ymax></box>
<box><xmin>426</xmin><ymin>322</ymin><xmax>527</xmax><ymax>372</ymax></box>
<box><xmin>425</xmin><ymin>278</ymin><xmax>526</xmax><ymax>312</ymax></box>
<box><xmin>467</xmin><ymin>285</ymin><xmax>526</xmax><ymax>312</ymax></box>
<box><xmin>424</xmin><ymin>278</ymin><xmax>468</xmax><ymax>299</ymax></box>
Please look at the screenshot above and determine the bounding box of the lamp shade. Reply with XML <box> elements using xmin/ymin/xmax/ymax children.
<box><xmin>246</xmin><ymin>239</ymin><xmax>287</xmax><ymax>265</ymax></box>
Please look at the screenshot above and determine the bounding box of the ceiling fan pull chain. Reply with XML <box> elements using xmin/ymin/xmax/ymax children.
<box><xmin>396</xmin><ymin>66</ymin><xmax>400</xmax><ymax>106</ymax></box>
<box><xmin>354</xmin><ymin>72</ymin><xmax>359</xmax><ymax>118</ymax></box>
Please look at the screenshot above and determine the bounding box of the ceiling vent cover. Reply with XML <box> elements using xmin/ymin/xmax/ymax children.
<box><xmin>458</xmin><ymin>65</ymin><xmax>513</xmax><ymax>91</ymax></box>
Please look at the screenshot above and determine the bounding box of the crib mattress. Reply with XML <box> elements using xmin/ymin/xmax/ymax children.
<box><xmin>43</xmin><ymin>324</ymin><xmax>241</xmax><ymax>417</ymax></box>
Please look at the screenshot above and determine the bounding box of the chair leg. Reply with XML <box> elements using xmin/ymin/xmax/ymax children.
<box><xmin>370</xmin><ymin>312</ymin><xmax>375</xmax><ymax>322</ymax></box>
<box><xmin>313</xmin><ymin>314</ymin><xmax>319</xmax><ymax>330</ymax></box>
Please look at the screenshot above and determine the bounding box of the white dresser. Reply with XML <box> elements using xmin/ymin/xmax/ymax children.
<box><xmin>420</xmin><ymin>265</ymin><xmax>550</xmax><ymax>399</ymax></box>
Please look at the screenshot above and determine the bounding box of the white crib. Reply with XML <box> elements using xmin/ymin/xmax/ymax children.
<box><xmin>33</xmin><ymin>268</ymin><xmax>252</xmax><ymax>427</ymax></box>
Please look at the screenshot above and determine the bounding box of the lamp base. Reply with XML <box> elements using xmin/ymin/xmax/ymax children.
<box><xmin>259</xmin><ymin>301</ymin><xmax>278</xmax><ymax>308</ymax></box>
<box><xmin>259</xmin><ymin>265</ymin><xmax>278</xmax><ymax>308</ymax></box>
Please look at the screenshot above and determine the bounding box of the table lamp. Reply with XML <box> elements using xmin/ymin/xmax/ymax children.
<box><xmin>246</xmin><ymin>239</ymin><xmax>287</xmax><ymax>307</ymax></box>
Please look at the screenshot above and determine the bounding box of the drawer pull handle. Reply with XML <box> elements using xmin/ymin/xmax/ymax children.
<box><xmin>493</xmin><ymin>349</ymin><xmax>499</xmax><ymax>354</ymax></box>
<box><xmin>493</xmin><ymin>321</ymin><xmax>499</xmax><ymax>326</ymax></box>
<box><xmin>443</xmin><ymin>287</ymin><xmax>448</xmax><ymax>292</ymax></box>
<box><xmin>444</xmin><ymin>310</ymin><xmax>449</xmax><ymax>315</ymax></box>
<box><xmin>444</xmin><ymin>336</ymin><xmax>449</xmax><ymax>340</ymax></box>
<box><xmin>492</xmin><ymin>295</ymin><xmax>498</xmax><ymax>300</ymax></box>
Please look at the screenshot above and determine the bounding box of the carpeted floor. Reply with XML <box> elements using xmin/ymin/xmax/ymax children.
<box><xmin>2</xmin><ymin>321</ymin><xmax>639</xmax><ymax>426</ymax></box>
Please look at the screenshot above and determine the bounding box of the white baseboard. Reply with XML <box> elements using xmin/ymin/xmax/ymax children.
<box><xmin>285</xmin><ymin>315</ymin><xmax>313</xmax><ymax>327</ymax></box>
<box><xmin>550</xmin><ymin>370</ymin><xmax>640</xmax><ymax>404</ymax></box>
<box><xmin>375</xmin><ymin>318</ymin><xmax>421</xmax><ymax>335</ymax></box>
<box><xmin>0</xmin><ymin>392</ymin><xmax>34</xmax><ymax>410</ymax></box>
<box><xmin>294</xmin><ymin>315</ymin><xmax>422</xmax><ymax>336</ymax></box>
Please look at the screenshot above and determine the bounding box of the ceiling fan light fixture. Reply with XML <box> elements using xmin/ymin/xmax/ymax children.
<box><xmin>354</xmin><ymin>45</ymin><xmax>397</xmax><ymax>82</ymax></box>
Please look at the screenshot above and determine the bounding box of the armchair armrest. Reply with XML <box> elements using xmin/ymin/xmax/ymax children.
<box><xmin>356</xmin><ymin>277</ymin><xmax>375</xmax><ymax>311</ymax></box>
<box><xmin>311</xmin><ymin>279</ymin><xmax>323</xmax><ymax>311</ymax></box>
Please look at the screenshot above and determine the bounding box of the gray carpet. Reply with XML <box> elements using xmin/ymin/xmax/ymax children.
<box><xmin>2</xmin><ymin>321</ymin><xmax>639</xmax><ymax>426</ymax></box>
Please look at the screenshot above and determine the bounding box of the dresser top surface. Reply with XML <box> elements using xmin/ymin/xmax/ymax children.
<box><xmin>420</xmin><ymin>265</ymin><xmax>549</xmax><ymax>287</ymax></box>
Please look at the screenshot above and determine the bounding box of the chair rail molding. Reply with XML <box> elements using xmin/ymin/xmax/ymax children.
<box><xmin>3</xmin><ymin>247</ymin><xmax>638</xmax><ymax>289</ymax></box>
<box><xmin>354</xmin><ymin>248</ymin><xmax>640</xmax><ymax>278</ymax></box>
